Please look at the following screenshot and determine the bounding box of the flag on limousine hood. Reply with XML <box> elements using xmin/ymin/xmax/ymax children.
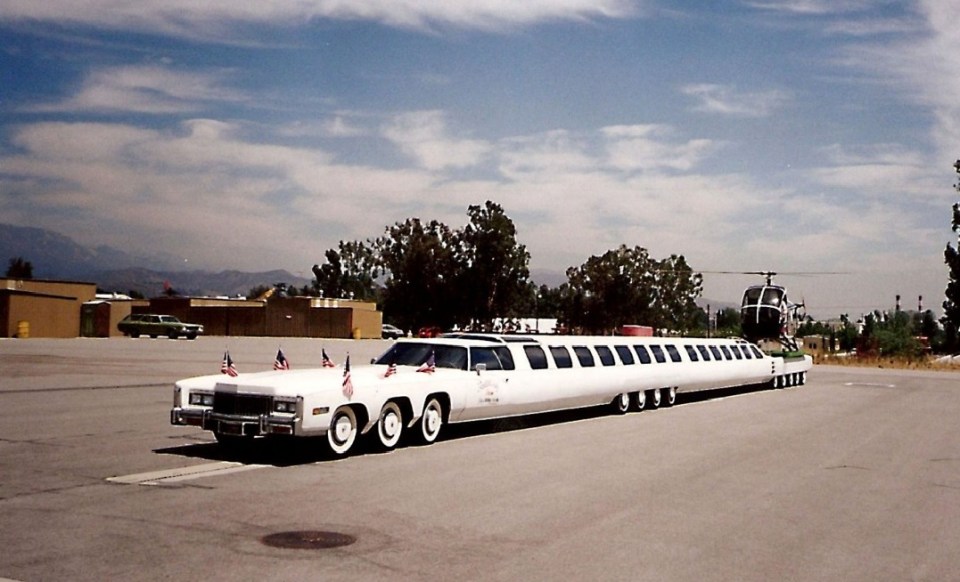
<box><xmin>417</xmin><ymin>351</ymin><xmax>436</xmax><ymax>374</ymax></box>
<box><xmin>274</xmin><ymin>348</ymin><xmax>290</xmax><ymax>370</ymax></box>
<box><xmin>342</xmin><ymin>355</ymin><xmax>354</xmax><ymax>399</ymax></box>
<box><xmin>220</xmin><ymin>351</ymin><xmax>238</xmax><ymax>377</ymax></box>
<box><xmin>384</xmin><ymin>362</ymin><xmax>397</xmax><ymax>378</ymax></box>
<box><xmin>322</xmin><ymin>348</ymin><xmax>335</xmax><ymax>368</ymax></box>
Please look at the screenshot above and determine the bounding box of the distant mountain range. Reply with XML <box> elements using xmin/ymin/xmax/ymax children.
<box><xmin>0</xmin><ymin>224</ymin><xmax>309</xmax><ymax>297</ymax></box>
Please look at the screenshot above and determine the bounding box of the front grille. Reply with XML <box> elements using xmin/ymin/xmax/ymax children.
<box><xmin>214</xmin><ymin>392</ymin><xmax>272</xmax><ymax>416</ymax></box>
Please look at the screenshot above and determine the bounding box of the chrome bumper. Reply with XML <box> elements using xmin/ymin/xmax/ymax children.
<box><xmin>171</xmin><ymin>408</ymin><xmax>300</xmax><ymax>437</ymax></box>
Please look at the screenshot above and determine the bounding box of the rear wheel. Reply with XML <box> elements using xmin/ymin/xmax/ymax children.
<box><xmin>327</xmin><ymin>406</ymin><xmax>358</xmax><ymax>456</ymax></box>
<box><xmin>648</xmin><ymin>388</ymin><xmax>661</xmax><ymax>409</ymax></box>
<box><xmin>376</xmin><ymin>401</ymin><xmax>403</xmax><ymax>450</ymax></box>
<box><xmin>611</xmin><ymin>393</ymin><xmax>630</xmax><ymax>414</ymax></box>
<box><xmin>664</xmin><ymin>386</ymin><xmax>677</xmax><ymax>407</ymax></box>
<box><xmin>634</xmin><ymin>390</ymin><xmax>647</xmax><ymax>411</ymax></box>
<box><xmin>168</xmin><ymin>330</ymin><xmax>178</xmax><ymax>339</ymax></box>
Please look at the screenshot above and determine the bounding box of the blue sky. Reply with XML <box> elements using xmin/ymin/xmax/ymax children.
<box><xmin>2</xmin><ymin>1</ymin><xmax>958</xmax><ymax>318</ymax></box>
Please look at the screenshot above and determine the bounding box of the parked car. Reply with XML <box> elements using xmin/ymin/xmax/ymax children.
<box><xmin>118</xmin><ymin>314</ymin><xmax>204</xmax><ymax>339</ymax></box>
<box><xmin>417</xmin><ymin>325</ymin><xmax>443</xmax><ymax>338</ymax></box>
<box><xmin>381</xmin><ymin>323</ymin><xmax>404</xmax><ymax>339</ymax></box>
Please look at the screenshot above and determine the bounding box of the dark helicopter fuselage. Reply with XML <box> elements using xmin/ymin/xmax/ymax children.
<box><xmin>740</xmin><ymin>284</ymin><xmax>789</xmax><ymax>343</ymax></box>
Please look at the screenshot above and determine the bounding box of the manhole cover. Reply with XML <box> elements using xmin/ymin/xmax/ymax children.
<box><xmin>261</xmin><ymin>530</ymin><xmax>357</xmax><ymax>550</ymax></box>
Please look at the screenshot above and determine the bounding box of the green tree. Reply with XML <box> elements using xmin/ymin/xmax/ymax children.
<box><xmin>375</xmin><ymin>218</ymin><xmax>459</xmax><ymax>333</ymax></box>
<box><xmin>652</xmin><ymin>254</ymin><xmax>703</xmax><ymax>333</ymax></box>
<box><xmin>5</xmin><ymin>256</ymin><xmax>33</xmax><ymax>279</ymax></box>
<box><xmin>312</xmin><ymin>240</ymin><xmax>381</xmax><ymax>301</ymax></box>
<box><xmin>715</xmin><ymin>307</ymin><xmax>742</xmax><ymax>336</ymax></box>
<box><xmin>457</xmin><ymin>201</ymin><xmax>531</xmax><ymax>327</ymax></box>
<box><xmin>561</xmin><ymin>245</ymin><xmax>701</xmax><ymax>335</ymax></box>
<box><xmin>942</xmin><ymin>160</ymin><xmax>960</xmax><ymax>352</ymax></box>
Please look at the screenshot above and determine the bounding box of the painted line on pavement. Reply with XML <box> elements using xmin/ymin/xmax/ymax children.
<box><xmin>107</xmin><ymin>462</ymin><xmax>267</xmax><ymax>486</ymax></box>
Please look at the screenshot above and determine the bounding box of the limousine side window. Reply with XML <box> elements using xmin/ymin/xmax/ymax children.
<box><xmin>720</xmin><ymin>346</ymin><xmax>733</xmax><ymax>360</ymax></box>
<box><xmin>595</xmin><ymin>345</ymin><xmax>616</xmax><ymax>366</ymax></box>
<box><xmin>666</xmin><ymin>345</ymin><xmax>682</xmax><ymax>362</ymax></box>
<box><xmin>524</xmin><ymin>345</ymin><xmax>549</xmax><ymax>370</ymax></box>
<box><xmin>614</xmin><ymin>345</ymin><xmax>635</xmax><ymax>365</ymax></box>
<box><xmin>549</xmin><ymin>346</ymin><xmax>574</xmax><ymax>368</ymax></box>
<box><xmin>731</xmin><ymin>346</ymin><xmax>744</xmax><ymax>360</ymax></box>
<box><xmin>495</xmin><ymin>347</ymin><xmax>516</xmax><ymax>369</ymax></box>
<box><xmin>573</xmin><ymin>346</ymin><xmax>595</xmax><ymax>367</ymax></box>
<box><xmin>709</xmin><ymin>346</ymin><xmax>723</xmax><ymax>360</ymax></box>
<box><xmin>684</xmin><ymin>345</ymin><xmax>699</xmax><ymax>362</ymax></box>
<box><xmin>470</xmin><ymin>346</ymin><xmax>516</xmax><ymax>371</ymax></box>
<box><xmin>650</xmin><ymin>345</ymin><xmax>667</xmax><ymax>363</ymax></box>
<box><xmin>697</xmin><ymin>345</ymin><xmax>712</xmax><ymax>361</ymax></box>
<box><xmin>634</xmin><ymin>345</ymin><xmax>652</xmax><ymax>364</ymax></box>
<box><xmin>750</xmin><ymin>345</ymin><xmax>764</xmax><ymax>358</ymax></box>
<box><xmin>740</xmin><ymin>345</ymin><xmax>753</xmax><ymax>359</ymax></box>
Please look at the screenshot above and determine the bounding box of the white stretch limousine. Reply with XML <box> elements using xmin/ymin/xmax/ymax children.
<box><xmin>171</xmin><ymin>334</ymin><xmax>812</xmax><ymax>456</ymax></box>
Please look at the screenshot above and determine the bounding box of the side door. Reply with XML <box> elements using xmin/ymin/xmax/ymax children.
<box><xmin>454</xmin><ymin>346</ymin><xmax>521</xmax><ymax>421</ymax></box>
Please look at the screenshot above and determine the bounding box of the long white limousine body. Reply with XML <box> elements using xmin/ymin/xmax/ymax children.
<box><xmin>171</xmin><ymin>334</ymin><xmax>812</xmax><ymax>456</ymax></box>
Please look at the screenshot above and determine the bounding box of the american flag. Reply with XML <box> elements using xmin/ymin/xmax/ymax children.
<box><xmin>383</xmin><ymin>362</ymin><xmax>397</xmax><ymax>378</ymax></box>
<box><xmin>322</xmin><ymin>348</ymin><xmax>335</xmax><ymax>368</ymax></box>
<box><xmin>417</xmin><ymin>351</ymin><xmax>436</xmax><ymax>374</ymax></box>
<box><xmin>220</xmin><ymin>351</ymin><xmax>238</xmax><ymax>377</ymax></box>
<box><xmin>273</xmin><ymin>348</ymin><xmax>290</xmax><ymax>370</ymax></box>
<box><xmin>341</xmin><ymin>355</ymin><xmax>354</xmax><ymax>399</ymax></box>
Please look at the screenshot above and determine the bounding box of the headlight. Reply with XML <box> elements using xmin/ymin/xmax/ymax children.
<box><xmin>273</xmin><ymin>398</ymin><xmax>298</xmax><ymax>414</ymax></box>
<box><xmin>189</xmin><ymin>391</ymin><xmax>215</xmax><ymax>406</ymax></box>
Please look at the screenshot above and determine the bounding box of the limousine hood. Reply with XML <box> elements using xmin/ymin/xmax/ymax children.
<box><xmin>177</xmin><ymin>364</ymin><xmax>448</xmax><ymax>399</ymax></box>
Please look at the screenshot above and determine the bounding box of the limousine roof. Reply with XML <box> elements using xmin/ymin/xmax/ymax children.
<box><xmin>434</xmin><ymin>332</ymin><xmax>753</xmax><ymax>346</ymax></box>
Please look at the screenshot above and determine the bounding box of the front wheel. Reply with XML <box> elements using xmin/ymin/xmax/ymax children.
<box><xmin>418</xmin><ymin>397</ymin><xmax>444</xmax><ymax>444</ymax></box>
<box><xmin>327</xmin><ymin>406</ymin><xmax>358</xmax><ymax>456</ymax></box>
<box><xmin>376</xmin><ymin>401</ymin><xmax>404</xmax><ymax>450</ymax></box>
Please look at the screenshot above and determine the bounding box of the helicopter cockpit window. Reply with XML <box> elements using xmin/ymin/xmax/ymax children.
<box><xmin>742</xmin><ymin>287</ymin><xmax>763</xmax><ymax>306</ymax></box>
<box><xmin>762</xmin><ymin>288</ymin><xmax>783</xmax><ymax>306</ymax></box>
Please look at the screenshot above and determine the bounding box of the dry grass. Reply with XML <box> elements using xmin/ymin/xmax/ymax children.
<box><xmin>818</xmin><ymin>354</ymin><xmax>960</xmax><ymax>371</ymax></box>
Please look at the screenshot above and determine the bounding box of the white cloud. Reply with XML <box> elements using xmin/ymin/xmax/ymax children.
<box><xmin>602</xmin><ymin>124</ymin><xmax>716</xmax><ymax>172</ymax></box>
<box><xmin>0</xmin><ymin>0</ymin><xmax>640</xmax><ymax>38</ymax></box>
<box><xmin>26</xmin><ymin>65</ymin><xmax>244</xmax><ymax>114</ymax></box>
<box><xmin>681</xmin><ymin>84</ymin><xmax>791</xmax><ymax>118</ymax></box>
<box><xmin>742</xmin><ymin>0</ymin><xmax>878</xmax><ymax>15</ymax></box>
<box><xmin>382</xmin><ymin>111</ymin><xmax>492</xmax><ymax>171</ymax></box>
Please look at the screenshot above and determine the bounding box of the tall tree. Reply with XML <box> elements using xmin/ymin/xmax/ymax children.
<box><xmin>651</xmin><ymin>253</ymin><xmax>703</xmax><ymax>334</ymax></box>
<box><xmin>5</xmin><ymin>256</ymin><xmax>33</xmax><ymax>279</ymax></box>
<box><xmin>375</xmin><ymin>218</ymin><xmax>459</xmax><ymax>333</ymax></box>
<box><xmin>942</xmin><ymin>160</ymin><xmax>960</xmax><ymax>351</ymax></box>
<box><xmin>312</xmin><ymin>240</ymin><xmax>380</xmax><ymax>301</ymax></box>
<box><xmin>457</xmin><ymin>201</ymin><xmax>531</xmax><ymax>328</ymax></box>
<box><xmin>561</xmin><ymin>245</ymin><xmax>702</xmax><ymax>335</ymax></box>
<box><xmin>562</xmin><ymin>245</ymin><xmax>657</xmax><ymax>334</ymax></box>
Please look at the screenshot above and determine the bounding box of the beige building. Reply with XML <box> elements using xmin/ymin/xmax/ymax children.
<box><xmin>2</xmin><ymin>277</ymin><xmax>384</xmax><ymax>339</ymax></box>
<box><xmin>1</xmin><ymin>278</ymin><xmax>97</xmax><ymax>338</ymax></box>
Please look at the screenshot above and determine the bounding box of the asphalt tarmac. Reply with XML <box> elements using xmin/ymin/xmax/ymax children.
<box><xmin>2</xmin><ymin>337</ymin><xmax>959</xmax><ymax>581</ymax></box>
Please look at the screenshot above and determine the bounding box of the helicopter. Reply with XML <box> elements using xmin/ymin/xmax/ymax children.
<box><xmin>737</xmin><ymin>272</ymin><xmax>806</xmax><ymax>352</ymax></box>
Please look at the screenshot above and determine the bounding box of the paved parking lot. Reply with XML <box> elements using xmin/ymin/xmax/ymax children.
<box><xmin>2</xmin><ymin>337</ymin><xmax>960</xmax><ymax>581</ymax></box>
